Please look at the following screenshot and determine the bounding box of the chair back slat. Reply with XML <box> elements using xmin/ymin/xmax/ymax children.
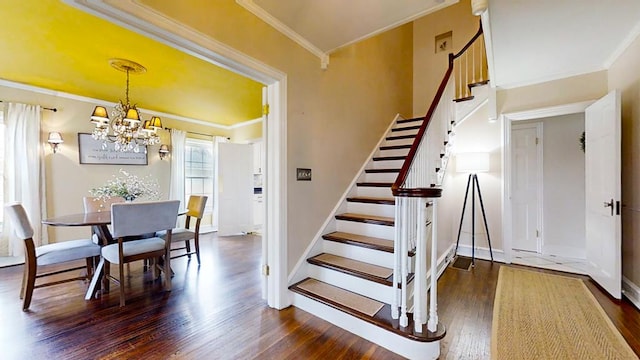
<box><xmin>83</xmin><ymin>196</ymin><xmax>125</xmax><ymax>213</ymax></box>
<box><xmin>186</xmin><ymin>196</ymin><xmax>208</xmax><ymax>218</ymax></box>
<box><xmin>5</xmin><ymin>203</ymin><xmax>34</xmax><ymax>240</ymax></box>
<box><xmin>111</xmin><ymin>200</ymin><xmax>180</xmax><ymax>238</ymax></box>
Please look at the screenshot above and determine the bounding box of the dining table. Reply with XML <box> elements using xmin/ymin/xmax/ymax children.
<box><xmin>42</xmin><ymin>209</ymin><xmax>186</xmax><ymax>301</ymax></box>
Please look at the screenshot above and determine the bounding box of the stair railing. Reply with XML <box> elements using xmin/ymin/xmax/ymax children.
<box><xmin>391</xmin><ymin>23</ymin><xmax>485</xmax><ymax>334</ymax></box>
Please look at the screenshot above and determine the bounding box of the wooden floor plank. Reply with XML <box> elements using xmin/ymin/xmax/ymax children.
<box><xmin>0</xmin><ymin>235</ymin><xmax>638</xmax><ymax>359</ymax></box>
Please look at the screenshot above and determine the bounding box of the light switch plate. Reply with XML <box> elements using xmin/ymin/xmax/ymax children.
<box><xmin>296</xmin><ymin>168</ymin><xmax>311</xmax><ymax>181</ymax></box>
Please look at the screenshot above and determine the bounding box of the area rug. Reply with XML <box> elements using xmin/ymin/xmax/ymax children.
<box><xmin>492</xmin><ymin>266</ymin><xmax>637</xmax><ymax>360</ymax></box>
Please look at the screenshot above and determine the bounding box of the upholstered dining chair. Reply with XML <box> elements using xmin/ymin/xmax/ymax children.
<box><xmin>102</xmin><ymin>200</ymin><xmax>179</xmax><ymax>307</ymax></box>
<box><xmin>157</xmin><ymin>195</ymin><xmax>208</xmax><ymax>264</ymax></box>
<box><xmin>5</xmin><ymin>203</ymin><xmax>101</xmax><ymax>311</ymax></box>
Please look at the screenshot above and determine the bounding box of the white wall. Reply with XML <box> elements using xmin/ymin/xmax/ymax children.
<box><xmin>539</xmin><ymin>114</ymin><xmax>586</xmax><ymax>258</ymax></box>
<box><xmin>448</xmin><ymin>104</ymin><xmax>503</xmax><ymax>257</ymax></box>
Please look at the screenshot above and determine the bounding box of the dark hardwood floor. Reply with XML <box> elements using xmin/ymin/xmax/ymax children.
<box><xmin>0</xmin><ymin>235</ymin><xmax>638</xmax><ymax>359</ymax></box>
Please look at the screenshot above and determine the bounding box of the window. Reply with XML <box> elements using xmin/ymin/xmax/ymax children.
<box><xmin>184</xmin><ymin>139</ymin><xmax>214</xmax><ymax>224</ymax></box>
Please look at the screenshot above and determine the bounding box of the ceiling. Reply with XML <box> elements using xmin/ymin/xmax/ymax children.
<box><xmin>243</xmin><ymin>0</ymin><xmax>457</xmax><ymax>53</ymax></box>
<box><xmin>0</xmin><ymin>0</ymin><xmax>264</xmax><ymax>127</ymax></box>
<box><xmin>2</xmin><ymin>0</ymin><xmax>640</xmax><ymax>127</ymax></box>
<box><xmin>488</xmin><ymin>0</ymin><xmax>640</xmax><ymax>88</ymax></box>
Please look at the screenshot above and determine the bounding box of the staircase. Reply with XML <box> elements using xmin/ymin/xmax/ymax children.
<box><xmin>289</xmin><ymin>24</ymin><xmax>488</xmax><ymax>360</ymax></box>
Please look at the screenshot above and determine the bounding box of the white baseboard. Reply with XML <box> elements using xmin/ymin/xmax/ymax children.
<box><xmin>455</xmin><ymin>244</ymin><xmax>506</xmax><ymax>263</ymax></box>
<box><xmin>622</xmin><ymin>276</ymin><xmax>640</xmax><ymax>311</ymax></box>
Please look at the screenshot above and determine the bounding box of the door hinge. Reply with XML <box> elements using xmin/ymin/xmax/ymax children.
<box><xmin>535</xmin><ymin>137</ymin><xmax>539</xmax><ymax>145</ymax></box>
<box><xmin>262</xmin><ymin>104</ymin><xmax>270</xmax><ymax>116</ymax></box>
<box><xmin>536</xmin><ymin>230</ymin><xmax>539</xmax><ymax>237</ymax></box>
<box><xmin>262</xmin><ymin>264</ymin><xmax>270</xmax><ymax>276</ymax></box>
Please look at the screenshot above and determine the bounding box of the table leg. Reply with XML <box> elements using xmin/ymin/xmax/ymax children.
<box><xmin>85</xmin><ymin>257</ymin><xmax>104</xmax><ymax>300</ymax></box>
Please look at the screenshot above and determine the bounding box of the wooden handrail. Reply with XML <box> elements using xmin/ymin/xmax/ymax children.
<box><xmin>391</xmin><ymin>23</ymin><xmax>484</xmax><ymax>198</ymax></box>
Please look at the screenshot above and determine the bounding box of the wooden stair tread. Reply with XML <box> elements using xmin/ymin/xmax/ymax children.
<box><xmin>364</xmin><ymin>168</ymin><xmax>400</xmax><ymax>174</ymax></box>
<box><xmin>453</xmin><ymin>95</ymin><xmax>474</xmax><ymax>102</ymax></box>
<box><xmin>396</xmin><ymin>117</ymin><xmax>424</xmax><ymax>124</ymax></box>
<box><xmin>291</xmin><ymin>278</ymin><xmax>384</xmax><ymax>316</ymax></box>
<box><xmin>391</xmin><ymin>125</ymin><xmax>421</xmax><ymax>132</ymax></box>
<box><xmin>335</xmin><ymin>213</ymin><xmax>394</xmax><ymax>226</ymax></box>
<box><xmin>290</xmin><ymin>278</ymin><xmax>446</xmax><ymax>342</ymax></box>
<box><xmin>346</xmin><ymin>197</ymin><xmax>395</xmax><ymax>205</ymax></box>
<box><xmin>373</xmin><ymin>156</ymin><xmax>405</xmax><ymax>161</ymax></box>
<box><xmin>356</xmin><ymin>182</ymin><xmax>392</xmax><ymax>188</ymax></box>
<box><xmin>308</xmin><ymin>253</ymin><xmax>393</xmax><ymax>284</ymax></box>
<box><xmin>386</xmin><ymin>134</ymin><xmax>416</xmax><ymax>141</ymax></box>
<box><xmin>323</xmin><ymin>231</ymin><xmax>394</xmax><ymax>252</ymax></box>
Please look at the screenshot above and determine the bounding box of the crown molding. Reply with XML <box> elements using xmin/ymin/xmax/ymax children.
<box><xmin>0</xmin><ymin>78</ymin><xmax>244</xmax><ymax>130</ymax></box>
<box><xmin>236</xmin><ymin>0</ymin><xmax>329</xmax><ymax>69</ymax></box>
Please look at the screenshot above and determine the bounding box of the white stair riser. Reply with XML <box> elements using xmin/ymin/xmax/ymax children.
<box><xmin>371</xmin><ymin>159</ymin><xmax>404</xmax><ymax>169</ymax></box>
<box><xmin>390</xmin><ymin>128</ymin><xmax>419</xmax><ymax>137</ymax></box>
<box><xmin>336</xmin><ymin>220</ymin><xmax>394</xmax><ymax>240</ymax></box>
<box><xmin>377</xmin><ymin>148</ymin><xmax>410</xmax><ymax>157</ymax></box>
<box><xmin>347</xmin><ymin>201</ymin><xmax>395</xmax><ymax>218</ymax></box>
<box><xmin>364</xmin><ymin>172</ymin><xmax>397</xmax><ymax>183</ymax></box>
<box><xmin>356</xmin><ymin>186</ymin><xmax>393</xmax><ymax>198</ymax></box>
<box><xmin>383</xmin><ymin>137</ymin><xmax>414</xmax><ymax>147</ymax></box>
<box><xmin>308</xmin><ymin>264</ymin><xmax>393</xmax><ymax>303</ymax></box>
<box><xmin>322</xmin><ymin>239</ymin><xmax>394</xmax><ymax>268</ymax></box>
<box><xmin>291</xmin><ymin>293</ymin><xmax>440</xmax><ymax>360</ymax></box>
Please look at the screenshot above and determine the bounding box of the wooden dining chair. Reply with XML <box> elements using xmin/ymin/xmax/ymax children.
<box><xmin>102</xmin><ymin>200</ymin><xmax>179</xmax><ymax>307</ymax></box>
<box><xmin>83</xmin><ymin>196</ymin><xmax>126</xmax><ymax>213</ymax></box>
<box><xmin>157</xmin><ymin>195</ymin><xmax>208</xmax><ymax>264</ymax></box>
<box><xmin>83</xmin><ymin>196</ymin><xmax>125</xmax><ymax>245</ymax></box>
<box><xmin>5</xmin><ymin>203</ymin><xmax>101</xmax><ymax>311</ymax></box>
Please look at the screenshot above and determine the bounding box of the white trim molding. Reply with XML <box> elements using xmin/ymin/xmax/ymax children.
<box><xmin>64</xmin><ymin>0</ymin><xmax>290</xmax><ymax>309</ymax></box>
<box><xmin>455</xmin><ymin>244</ymin><xmax>506</xmax><ymax>264</ymax></box>
<box><xmin>622</xmin><ymin>276</ymin><xmax>640</xmax><ymax>310</ymax></box>
<box><xmin>235</xmin><ymin>0</ymin><xmax>329</xmax><ymax>69</ymax></box>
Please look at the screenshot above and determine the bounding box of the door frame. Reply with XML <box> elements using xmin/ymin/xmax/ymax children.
<box><xmin>510</xmin><ymin>121</ymin><xmax>544</xmax><ymax>254</ymax></box>
<box><xmin>66</xmin><ymin>0</ymin><xmax>290</xmax><ymax>309</ymax></box>
<box><xmin>501</xmin><ymin>100</ymin><xmax>594</xmax><ymax>263</ymax></box>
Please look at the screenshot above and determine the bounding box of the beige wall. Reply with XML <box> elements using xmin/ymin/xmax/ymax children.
<box><xmin>608</xmin><ymin>33</ymin><xmax>640</xmax><ymax>287</ymax></box>
<box><xmin>140</xmin><ymin>0</ymin><xmax>414</xmax><ymax>273</ymax></box>
<box><xmin>0</xmin><ymin>84</ymin><xmax>229</xmax><ymax>244</ymax></box>
<box><xmin>413</xmin><ymin>0</ymin><xmax>478</xmax><ymax>118</ymax></box>
<box><xmin>497</xmin><ymin>71</ymin><xmax>608</xmax><ymax>114</ymax></box>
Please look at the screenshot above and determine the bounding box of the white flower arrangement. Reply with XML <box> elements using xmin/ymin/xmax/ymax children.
<box><xmin>90</xmin><ymin>169</ymin><xmax>160</xmax><ymax>202</ymax></box>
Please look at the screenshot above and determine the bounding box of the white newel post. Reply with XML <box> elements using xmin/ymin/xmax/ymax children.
<box><xmin>400</xmin><ymin>196</ymin><xmax>409</xmax><ymax>327</ymax></box>
<box><xmin>392</xmin><ymin>196</ymin><xmax>401</xmax><ymax>320</ymax></box>
<box><xmin>414</xmin><ymin>197</ymin><xmax>429</xmax><ymax>332</ymax></box>
<box><xmin>428</xmin><ymin>199</ymin><xmax>439</xmax><ymax>332</ymax></box>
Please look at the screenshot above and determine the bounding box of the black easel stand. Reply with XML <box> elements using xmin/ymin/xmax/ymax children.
<box><xmin>455</xmin><ymin>173</ymin><xmax>494</xmax><ymax>266</ymax></box>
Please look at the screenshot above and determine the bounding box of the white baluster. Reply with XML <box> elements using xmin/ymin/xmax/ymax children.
<box><xmin>428</xmin><ymin>199</ymin><xmax>439</xmax><ymax>332</ymax></box>
<box><xmin>414</xmin><ymin>198</ymin><xmax>429</xmax><ymax>332</ymax></box>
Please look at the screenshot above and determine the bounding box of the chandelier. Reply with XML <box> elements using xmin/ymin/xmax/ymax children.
<box><xmin>90</xmin><ymin>58</ymin><xmax>162</xmax><ymax>152</ymax></box>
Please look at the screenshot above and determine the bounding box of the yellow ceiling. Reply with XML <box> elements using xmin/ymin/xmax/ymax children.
<box><xmin>0</xmin><ymin>0</ymin><xmax>263</xmax><ymax>126</ymax></box>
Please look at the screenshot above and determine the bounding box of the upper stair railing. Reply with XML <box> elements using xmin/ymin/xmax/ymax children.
<box><xmin>390</xmin><ymin>23</ymin><xmax>486</xmax><ymax>334</ymax></box>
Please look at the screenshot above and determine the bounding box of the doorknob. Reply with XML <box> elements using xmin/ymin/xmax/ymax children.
<box><xmin>604</xmin><ymin>199</ymin><xmax>614</xmax><ymax>216</ymax></box>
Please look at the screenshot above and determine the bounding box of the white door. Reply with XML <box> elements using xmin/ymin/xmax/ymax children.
<box><xmin>511</xmin><ymin>123</ymin><xmax>542</xmax><ymax>253</ymax></box>
<box><xmin>585</xmin><ymin>90</ymin><xmax>621</xmax><ymax>299</ymax></box>
<box><xmin>217</xmin><ymin>143</ymin><xmax>254</xmax><ymax>236</ymax></box>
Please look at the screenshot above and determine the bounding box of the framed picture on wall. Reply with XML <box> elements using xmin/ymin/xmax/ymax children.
<box><xmin>78</xmin><ymin>133</ymin><xmax>148</xmax><ymax>165</ymax></box>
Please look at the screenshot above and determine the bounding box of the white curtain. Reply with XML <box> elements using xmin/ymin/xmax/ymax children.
<box><xmin>212</xmin><ymin>136</ymin><xmax>229</xmax><ymax>230</ymax></box>
<box><xmin>169</xmin><ymin>129</ymin><xmax>186</xmax><ymax>211</ymax></box>
<box><xmin>1</xmin><ymin>103</ymin><xmax>46</xmax><ymax>256</ymax></box>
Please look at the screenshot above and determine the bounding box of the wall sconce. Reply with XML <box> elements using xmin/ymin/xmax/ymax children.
<box><xmin>47</xmin><ymin>132</ymin><xmax>64</xmax><ymax>153</ymax></box>
<box><xmin>158</xmin><ymin>144</ymin><xmax>170</xmax><ymax>160</ymax></box>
